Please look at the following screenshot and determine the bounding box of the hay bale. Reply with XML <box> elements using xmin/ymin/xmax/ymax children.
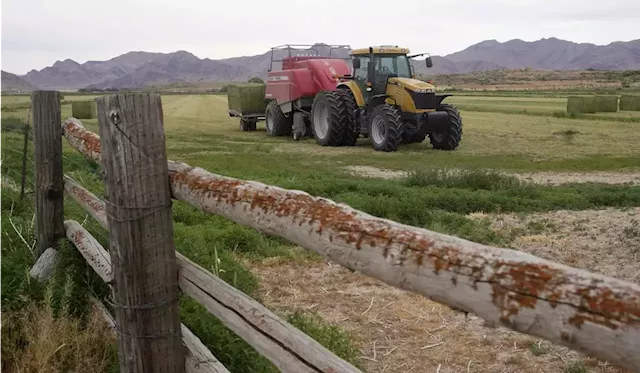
<box><xmin>72</xmin><ymin>101</ymin><xmax>96</xmax><ymax>119</ymax></box>
<box><xmin>595</xmin><ymin>96</ymin><xmax>618</xmax><ymax>112</ymax></box>
<box><xmin>567</xmin><ymin>96</ymin><xmax>585</xmax><ymax>114</ymax></box>
<box><xmin>581</xmin><ymin>96</ymin><xmax>597</xmax><ymax>114</ymax></box>
<box><xmin>620</xmin><ymin>95</ymin><xmax>640</xmax><ymax>111</ymax></box>
<box><xmin>227</xmin><ymin>83</ymin><xmax>267</xmax><ymax>115</ymax></box>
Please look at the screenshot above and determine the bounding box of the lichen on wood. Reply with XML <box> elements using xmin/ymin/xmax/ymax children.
<box><xmin>62</xmin><ymin>121</ymin><xmax>640</xmax><ymax>373</ymax></box>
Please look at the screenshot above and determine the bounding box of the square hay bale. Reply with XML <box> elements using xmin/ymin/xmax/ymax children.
<box><xmin>71</xmin><ymin>101</ymin><xmax>96</xmax><ymax>119</ymax></box>
<box><xmin>567</xmin><ymin>96</ymin><xmax>585</xmax><ymax>114</ymax></box>
<box><xmin>595</xmin><ymin>95</ymin><xmax>618</xmax><ymax>112</ymax></box>
<box><xmin>227</xmin><ymin>83</ymin><xmax>267</xmax><ymax>115</ymax></box>
<box><xmin>581</xmin><ymin>96</ymin><xmax>597</xmax><ymax>114</ymax></box>
<box><xmin>620</xmin><ymin>95</ymin><xmax>640</xmax><ymax>111</ymax></box>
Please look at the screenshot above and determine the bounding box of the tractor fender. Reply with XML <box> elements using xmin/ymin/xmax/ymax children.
<box><xmin>367</xmin><ymin>94</ymin><xmax>391</xmax><ymax>111</ymax></box>
<box><xmin>337</xmin><ymin>81</ymin><xmax>365</xmax><ymax>107</ymax></box>
<box><xmin>436</xmin><ymin>94</ymin><xmax>452</xmax><ymax>107</ymax></box>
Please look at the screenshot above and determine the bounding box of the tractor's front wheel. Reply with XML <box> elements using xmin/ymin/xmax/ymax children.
<box><xmin>428</xmin><ymin>103</ymin><xmax>462</xmax><ymax>150</ymax></box>
<box><xmin>368</xmin><ymin>104</ymin><xmax>403</xmax><ymax>152</ymax></box>
<box><xmin>311</xmin><ymin>91</ymin><xmax>351</xmax><ymax>146</ymax></box>
<box><xmin>265</xmin><ymin>100</ymin><xmax>292</xmax><ymax>136</ymax></box>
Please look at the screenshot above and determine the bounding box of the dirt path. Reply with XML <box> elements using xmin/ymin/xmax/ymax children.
<box><xmin>248</xmin><ymin>207</ymin><xmax>639</xmax><ymax>373</ymax></box>
<box><xmin>343</xmin><ymin>165</ymin><xmax>640</xmax><ymax>185</ymax></box>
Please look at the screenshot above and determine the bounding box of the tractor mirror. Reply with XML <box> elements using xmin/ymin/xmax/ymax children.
<box><xmin>426</xmin><ymin>57</ymin><xmax>433</xmax><ymax>68</ymax></box>
<box><xmin>353</xmin><ymin>58</ymin><xmax>361</xmax><ymax>69</ymax></box>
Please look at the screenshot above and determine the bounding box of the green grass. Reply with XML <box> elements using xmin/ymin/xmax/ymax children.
<box><xmin>0</xmin><ymin>112</ymin><xmax>360</xmax><ymax>372</ymax></box>
<box><xmin>446</xmin><ymin>96</ymin><xmax>640</xmax><ymax>122</ymax></box>
<box><xmin>563</xmin><ymin>361</ymin><xmax>587</xmax><ymax>373</ymax></box>
<box><xmin>3</xmin><ymin>92</ymin><xmax>640</xmax><ymax>372</ymax></box>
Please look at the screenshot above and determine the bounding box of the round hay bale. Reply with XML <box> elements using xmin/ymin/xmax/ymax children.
<box><xmin>595</xmin><ymin>95</ymin><xmax>618</xmax><ymax>112</ymax></box>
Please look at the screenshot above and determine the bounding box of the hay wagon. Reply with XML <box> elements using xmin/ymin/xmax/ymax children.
<box><xmin>226</xmin><ymin>83</ymin><xmax>268</xmax><ymax>131</ymax></box>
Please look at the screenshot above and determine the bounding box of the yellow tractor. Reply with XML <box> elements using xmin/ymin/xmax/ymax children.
<box><xmin>310</xmin><ymin>45</ymin><xmax>462</xmax><ymax>152</ymax></box>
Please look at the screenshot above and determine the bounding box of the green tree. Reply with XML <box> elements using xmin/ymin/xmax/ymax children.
<box><xmin>248</xmin><ymin>77</ymin><xmax>265</xmax><ymax>84</ymax></box>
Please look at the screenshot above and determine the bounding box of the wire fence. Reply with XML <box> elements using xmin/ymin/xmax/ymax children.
<box><xmin>1</xmin><ymin>113</ymin><xmax>35</xmax><ymax>200</ymax></box>
<box><xmin>1</xmin><ymin>112</ymin><xmax>110</xmax><ymax>248</ymax></box>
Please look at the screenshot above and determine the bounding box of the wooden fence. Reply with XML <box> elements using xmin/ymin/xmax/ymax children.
<box><xmin>28</xmin><ymin>91</ymin><xmax>640</xmax><ymax>373</ymax></box>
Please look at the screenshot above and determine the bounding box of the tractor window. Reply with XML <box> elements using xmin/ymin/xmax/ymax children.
<box><xmin>353</xmin><ymin>56</ymin><xmax>369</xmax><ymax>81</ymax></box>
<box><xmin>376</xmin><ymin>55</ymin><xmax>411</xmax><ymax>78</ymax></box>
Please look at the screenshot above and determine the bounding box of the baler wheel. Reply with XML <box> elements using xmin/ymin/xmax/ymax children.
<box><xmin>265</xmin><ymin>100</ymin><xmax>292</xmax><ymax>136</ymax></box>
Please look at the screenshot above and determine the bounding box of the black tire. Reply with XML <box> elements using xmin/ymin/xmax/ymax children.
<box><xmin>401</xmin><ymin>121</ymin><xmax>427</xmax><ymax>144</ymax></box>
<box><xmin>239</xmin><ymin>118</ymin><xmax>257</xmax><ymax>131</ymax></box>
<box><xmin>310</xmin><ymin>91</ymin><xmax>352</xmax><ymax>146</ymax></box>
<box><xmin>265</xmin><ymin>100</ymin><xmax>292</xmax><ymax>136</ymax></box>
<box><xmin>408</xmin><ymin>132</ymin><xmax>427</xmax><ymax>143</ymax></box>
<box><xmin>368</xmin><ymin>104</ymin><xmax>403</xmax><ymax>152</ymax></box>
<box><xmin>336</xmin><ymin>87</ymin><xmax>359</xmax><ymax>146</ymax></box>
<box><xmin>428</xmin><ymin>103</ymin><xmax>462</xmax><ymax>150</ymax></box>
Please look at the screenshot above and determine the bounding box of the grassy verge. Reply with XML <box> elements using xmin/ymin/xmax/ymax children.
<box><xmin>1</xmin><ymin>124</ymin><xmax>362</xmax><ymax>372</ymax></box>
<box><xmin>3</xmin><ymin>92</ymin><xmax>640</xmax><ymax>371</ymax></box>
<box><xmin>453</xmin><ymin>104</ymin><xmax>640</xmax><ymax>123</ymax></box>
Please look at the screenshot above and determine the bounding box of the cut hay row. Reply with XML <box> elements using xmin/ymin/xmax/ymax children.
<box><xmin>620</xmin><ymin>95</ymin><xmax>640</xmax><ymax>111</ymax></box>
<box><xmin>71</xmin><ymin>101</ymin><xmax>97</xmax><ymax>119</ymax></box>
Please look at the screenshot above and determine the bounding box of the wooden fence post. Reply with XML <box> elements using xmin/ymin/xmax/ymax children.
<box><xmin>21</xmin><ymin>108</ymin><xmax>31</xmax><ymax>200</ymax></box>
<box><xmin>32</xmin><ymin>91</ymin><xmax>64</xmax><ymax>258</ymax></box>
<box><xmin>96</xmin><ymin>93</ymin><xmax>184</xmax><ymax>373</ymax></box>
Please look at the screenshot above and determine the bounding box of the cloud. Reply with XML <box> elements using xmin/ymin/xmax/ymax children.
<box><xmin>2</xmin><ymin>0</ymin><xmax>639</xmax><ymax>74</ymax></box>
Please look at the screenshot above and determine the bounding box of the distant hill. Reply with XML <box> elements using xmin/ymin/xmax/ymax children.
<box><xmin>443</xmin><ymin>38</ymin><xmax>640</xmax><ymax>71</ymax></box>
<box><xmin>13</xmin><ymin>38</ymin><xmax>640</xmax><ymax>90</ymax></box>
<box><xmin>1</xmin><ymin>70</ymin><xmax>39</xmax><ymax>92</ymax></box>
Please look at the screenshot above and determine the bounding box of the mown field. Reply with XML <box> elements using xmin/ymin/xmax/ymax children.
<box><xmin>2</xmin><ymin>92</ymin><xmax>639</xmax><ymax>373</ymax></box>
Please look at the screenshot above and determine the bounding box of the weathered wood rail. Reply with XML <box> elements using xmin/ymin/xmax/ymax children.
<box><xmin>65</xmin><ymin>218</ymin><xmax>230</xmax><ymax>373</ymax></box>
<box><xmin>60</xmin><ymin>115</ymin><xmax>640</xmax><ymax>372</ymax></box>
<box><xmin>21</xmin><ymin>88</ymin><xmax>637</xmax><ymax>371</ymax></box>
<box><xmin>63</xmin><ymin>176</ymin><xmax>362</xmax><ymax>373</ymax></box>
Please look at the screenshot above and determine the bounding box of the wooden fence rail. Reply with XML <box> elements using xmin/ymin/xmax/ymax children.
<box><xmin>64</xmin><ymin>218</ymin><xmax>231</xmax><ymax>373</ymax></box>
<box><xmin>60</xmin><ymin>115</ymin><xmax>640</xmax><ymax>372</ymax></box>
<box><xmin>63</xmin><ymin>176</ymin><xmax>362</xmax><ymax>373</ymax></box>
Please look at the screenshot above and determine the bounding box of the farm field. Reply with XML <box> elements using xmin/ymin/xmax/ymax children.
<box><xmin>2</xmin><ymin>92</ymin><xmax>640</xmax><ymax>373</ymax></box>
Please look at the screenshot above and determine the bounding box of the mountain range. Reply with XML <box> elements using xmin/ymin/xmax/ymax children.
<box><xmin>3</xmin><ymin>37</ymin><xmax>640</xmax><ymax>91</ymax></box>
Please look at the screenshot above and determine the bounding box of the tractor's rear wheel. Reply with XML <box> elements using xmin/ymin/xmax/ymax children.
<box><xmin>311</xmin><ymin>91</ymin><xmax>352</xmax><ymax>146</ymax></box>
<box><xmin>368</xmin><ymin>104</ymin><xmax>403</xmax><ymax>152</ymax></box>
<box><xmin>336</xmin><ymin>88</ymin><xmax>359</xmax><ymax>146</ymax></box>
<box><xmin>265</xmin><ymin>100</ymin><xmax>292</xmax><ymax>136</ymax></box>
<box><xmin>428</xmin><ymin>103</ymin><xmax>462</xmax><ymax>150</ymax></box>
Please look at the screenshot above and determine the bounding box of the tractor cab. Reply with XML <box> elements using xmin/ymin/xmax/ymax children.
<box><xmin>349</xmin><ymin>46</ymin><xmax>434</xmax><ymax>97</ymax></box>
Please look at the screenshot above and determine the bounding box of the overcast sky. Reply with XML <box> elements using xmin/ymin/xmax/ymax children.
<box><xmin>2</xmin><ymin>0</ymin><xmax>639</xmax><ymax>75</ymax></box>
